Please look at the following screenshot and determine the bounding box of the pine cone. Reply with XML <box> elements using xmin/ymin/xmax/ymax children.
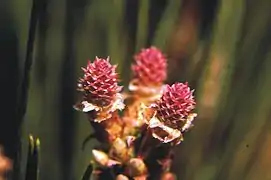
<box><xmin>132</xmin><ymin>47</ymin><xmax>167</xmax><ymax>86</ymax></box>
<box><xmin>156</xmin><ymin>82</ymin><xmax>195</xmax><ymax>128</ymax></box>
<box><xmin>78</xmin><ymin>57</ymin><xmax>122</xmax><ymax>106</ymax></box>
<box><xmin>74</xmin><ymin>57</ymin><xmax>124</xmax><ymax>122</ymax></box>
<box><xmin>143</xmin><ymin>83</ymin><xmax>197</xmax><ymax>144</ymax></box>
<box><xmin>129</xmin><ymin>47</ymin><xmax>167</xmax><ymax>97</ymax></box>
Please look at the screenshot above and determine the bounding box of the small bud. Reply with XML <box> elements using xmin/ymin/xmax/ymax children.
<box><xmin>92</xmin><ymin>149</ymin><xmax>120</xmax><ymax>167</ymax></box>
<box><xmin>126</xmin><ymin>158</ymin><xmax>147</xmax><ymax>177</ymax></box>
<box><xmin>92</xmin><ymin>149</ymin><xmax>109</xmax><ymax>166</ymax></box>
<box><xmin>111</xmin><ymin>138</ymin><xmax>128</xmax><ymax>161</ymax></box>
<box><xmin>116</xmin><ymin>174</ymin><xmax>129</xmax><ymax>180</ymax></box>
<box><xmin>160</xmin><ymin>172</ymin><xmax>176</xmax><ymax>180</ymax></box>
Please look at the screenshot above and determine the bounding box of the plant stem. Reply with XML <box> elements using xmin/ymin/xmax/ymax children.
<box><xmin>138</xmin><ymin>128</ymin><xmax>153</xmax><ymax>158</ymax></box>
<box><xmin>15</xmin><ymin>0</ymin><xmax>43</xmax><ymax>178</ymax></box>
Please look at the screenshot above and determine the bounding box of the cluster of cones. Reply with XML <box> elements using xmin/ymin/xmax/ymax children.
<box><xmin>74</xmin><ymin>47</ymin><xmax>197</xmax><ymax>180</ymax></box>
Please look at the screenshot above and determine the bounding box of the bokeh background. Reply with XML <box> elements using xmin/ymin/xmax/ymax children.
<box><xmin>1</xmin><ymin>0</ymin><xmax>271</xmax><ymax>179</ymax></box>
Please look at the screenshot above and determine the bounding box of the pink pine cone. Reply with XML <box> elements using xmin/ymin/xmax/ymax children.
<box><xmin>132</xmin><ymin>47</ymin><xmax>167</xmax><ymax>86</ymax></box>
<box><xmin>77</xmin><ymin>57</ymin><xmax>122</xmax><ymax>107</ymax></box>
<box><xmin>155</xmin><ymin>82</ymin><xmax>196</xmax><ymax>129</ymax></box>
<box><xmin>142</xmin><ymin>82</ymin><xmax>197</xmax><ymax>144</ymax></box>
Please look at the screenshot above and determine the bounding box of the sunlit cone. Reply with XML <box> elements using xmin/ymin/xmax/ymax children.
<box><xmin>144</xmin><ymin>82</ymin><xmax>197</xmax><ymax>144</ymax></box>
<box><xmin>129</xmin><ymin>47</ymin><xmax>167</xmax><ymax>97</ymax></box>
<box><xmin>74</xmin><ymin>57</ymin><xmax>124</xmax><ymax>122</ymax></box>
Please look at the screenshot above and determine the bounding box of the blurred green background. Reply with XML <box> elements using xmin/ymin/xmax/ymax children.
<box><xmin>0</xmin><ymin>0</ymin><xmax>271</xmax><ymax>179</ymax></box>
